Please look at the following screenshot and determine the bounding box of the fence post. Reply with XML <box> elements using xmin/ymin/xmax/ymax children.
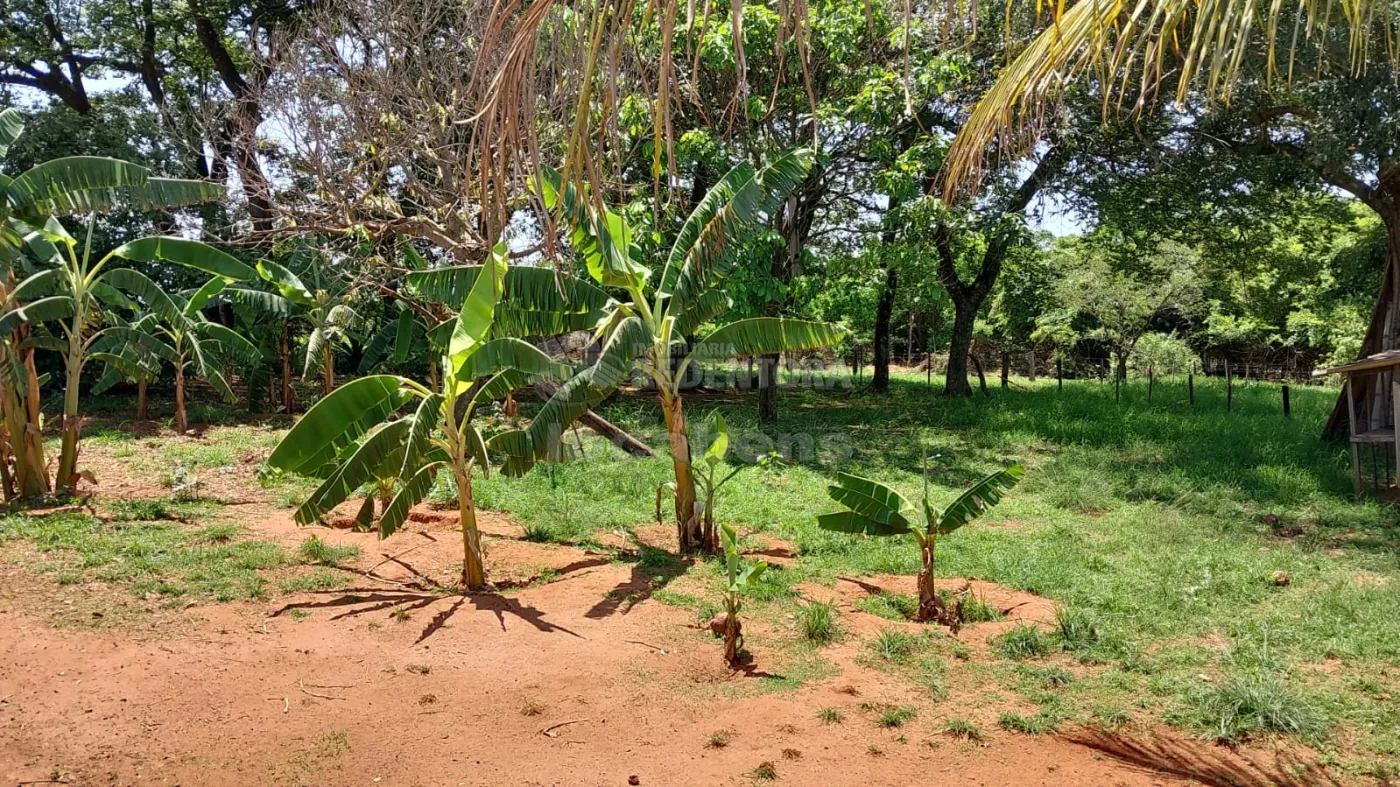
<box><xmin>1188</xmin><ymin>373</ymin><xmax>1195</xmax><ymax>406</ymax></box>
<box><xmin>1115</xmin><ymin>372</ymin><xmax>1121</xmax><ymax>402</ymax></box>
<box><xmin>1148</xmin><ymin>366</ymin><xmax>1155</xmax><ymax>402</ymax></box>
<box><xmin>1001</xmin><ymin>352</ymin><xmax>1009</xmax><ymax>388</ymax></box>
<box><xmin>1282</xmin><ymin>384</ymin><xmax>1291</xmax><ymax>418</ymax></box>
<box><xmin>1057</xmin><ymin>358</ymin><xmax>1063</xmax><ymax>391</ymax></box>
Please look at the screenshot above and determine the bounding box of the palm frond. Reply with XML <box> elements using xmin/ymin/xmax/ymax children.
<box><xmin>294</xmin><ymin>420</ymin><xmax>411</xmax><ymax>525</ymax></box>
<box><xmin>379</xmin><ymin>461</ymin><xmax>444</xmax><ymax>538</ymax></box>
<box><xmin>112</xmin><ymin>237</ymin><xmax>255</xmax><ymax>281</ymax></box>
<box><xmin>936</xmin><ymin>465</ymin><xmax>1025</xmax><ymax>535</ymax></box>
<box><xmin>265</xmin><ymin>375</ymin><xmax>413</xmax><ymax>477</ymax></box>
<box><xmin>686</xmin><ymin>318</ymin><xmax>844</xmax><ymax>367</ymax></box>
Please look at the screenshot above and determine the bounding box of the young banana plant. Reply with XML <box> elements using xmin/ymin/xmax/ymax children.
<box><xmin>817</xmin><ymin>465</ymin><xmax>1024</xmax><ymax>626</ymax></box>
<box><xmin>263</xmin><ymin>245</ymin><xmax>567</xmax><ymax>590</ymax></box>
<box><xmin>90</xmin><ymin>276</ymin><xmax>261</xmax><ymax>433</ymax></box>
<box><xmin>445</xmin><ymin>149</ymin><xmax>844</xmax><ymax>553</ymax></box>
<box><xmin>0</xmin><ymin>107</ymin><xmax>226</xmax><ymax>493</ymax></box>
<box><xmin>687</xmin><ymin>412</ymin><xmax>747</xmax><ymax>537</ymax></box>
<box><xmin>254</xmin><ymin>247</ymin><xmax>362</xmax><ymax>395</ymax></box>
<box><xmin>718</xmin><ymin>521</ymin><xmax>768</xmax><ymax>667</ymax></box>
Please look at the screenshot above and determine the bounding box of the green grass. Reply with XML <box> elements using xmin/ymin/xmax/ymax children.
<box><xmin>795</xmin><ymin>599</ymin><xmax>840</xmax><ymax>644</ymax></box>
<box><xmin>297</xmin><ymin>536</ymin><xmax>361</xmax><ymax>567</ymax></box>
<box><xmin>0</xmin><ymin>511</ymin><xmax>289</xmax><ymax>603</ymax></box>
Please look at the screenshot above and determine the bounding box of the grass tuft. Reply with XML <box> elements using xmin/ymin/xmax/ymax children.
<box><xmin>796</xmin><ymin>599</ymin><xmax>840</xmax><ymax>644</ymax></box>
<box><xmin>297</xmin><ymin>535</ymin><xmax>360</xmax><ymax>567</ymax></box>
<box><xmin>993</xmin><ymin>624</ymin><xmax>1052</xmax><ymax>660</ymax></box>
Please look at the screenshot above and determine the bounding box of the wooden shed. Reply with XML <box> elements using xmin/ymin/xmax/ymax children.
<box><xmin>1327</xmin><ymin>349</ymin><xmax>1400</xmax><ymax>496</ymax></box>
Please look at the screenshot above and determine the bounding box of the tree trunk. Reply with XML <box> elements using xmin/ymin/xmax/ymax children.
<box><xmin>1116</xmin><ymin>352</ymin><xmax>1128</xmax><ymax>381</ymax></box>
<box><xmin>723</xmin><ymin>612</ymin><xmax>743</xmax><ymax>666</ymax></box>
<box><xmin>454</xmin><ymin>463</ymin><xmax>487</xmax><ymax>590</ymax></box>
<box><xmin>137</xmin><ymin>379</ymin><xmax>149</xmax><ymax>420</ymax></box>
<box><xmin>279</xmin><ymin>332</ymin><xmax>293</xmax><ymax>410</ymax></box>
<box><xmin>322</xmin><ymin>343</ymin><xmax>335</xmax><ymax>395</ymax></box>
<box><xmin>872</xmin><ymin>266</ymin><xmax>897</xmax><ymax>392</ymax></box>
<box><xmin>662</xmin><ymin>393</ymin><xmax>707</xmax><ymax>551</ymax></box>
<box><xmin>175</xmin><ymin>364</ymin><xmax>188</xmax><ymax>434</ymax></box>
<box><xmin>943</xmin><ymin>298</ymin><xmax>978</xmax><ymax>397</ymax></box>
<box><xmin>757</xmin><ymin>353</ymin><xmax>779</xmax><ymax>422</ymax></box>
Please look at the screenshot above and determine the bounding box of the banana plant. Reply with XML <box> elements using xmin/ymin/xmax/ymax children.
<box><xmin>0</xmin><ymin>107</ymin><xmax>224</xmax><ymax>495</ymax></box>
<box><xmin>253</xmin><ymin>247</ymin><xmax>362</xmax><ymax>396</ymax></box>
<box><xmin>684</xmin><ymin>412</ymin><xmax>748</xmax><ymax>539</ymax></box>
<box><xmin>91</xmin><ymin>277</ymin><xmax>261</xmax><ymax>433</ymax></box>
<box><xmin>17</xmin><ymin>220</ymin><xmax>254</xmax><ymax>491</ymax></box>
<box><xmin>471</xmin><ymin>149</ymin><xmax>843</xmax><ymax>552</ymax></box>
<box><xmin>264</xmin><ymin>245</ymin><xmax>566</xmax><ymax>590</ymax></box>
<box><xmin>817</xmin><ymin>465</ymin><xmax>1024</xmax><ymax>626</ymax></box>
<box><xmin>0</xmin><ymin>271</ymin><xmax>55</xmax><ymax>499</ymax></box>
<box><xmin>718</xmin><ymin>521</ymin><xmax>767</xmax><ymax>667</ymax></box>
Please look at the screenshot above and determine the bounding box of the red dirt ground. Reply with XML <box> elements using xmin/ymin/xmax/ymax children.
<box><xmin>0</xmin><ymin>428</ymin><xmax>1326</xmax><ymax>786</ymax></box>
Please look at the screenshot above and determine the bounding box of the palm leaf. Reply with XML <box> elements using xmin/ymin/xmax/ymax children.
<box><xmin>193</xmin><ymin>321</ymin><xmax>260</xmax><ymax>363</ymax></box>
<box><xmin>265</xmin><ymin>375</ymin><xmax>413</xmax><ymax>476</ymax></box>
<box><xmin>0</xmin><ymin>108</ymin><xmax>24</xmax><ymax>157</ymax></box>
<box><xmin>6</xmin><ymin>157</ymin><xmax>147</xmax><ymax>215</ymax></box>
<box><xmin>392</xmin><ymin>309</ymin><xmax>416</xmax><ymax>364</ymax></box>
<box><xmin>668</xmin><ymin>150</ymin><xmax>814</xmax><ymax>307</ymax></box>
<box><xmin>302</xmin><ymin>326</ymin><xmax>327</xmax><ymax>381</ymax></box>
<box><xmin>686</xmin><ymin>318</ymin><xmax>844</xmax><ymax>366</ymax></box>
<box><xmin>406</xmin><ymin>265</ymin><xmax>613</xmax><ymax>337</ymax></box>
<box><xmin>98</xmin><ymin>268</ymin><xmax>179</xmax><ymax>318</ymax></box>
<box><xmin>111</xmin><ymin>237</ymin><xmax>256</xmax><ymax>281</ymax></box>
<box><xmin>379</xmin><ymin>461</ymin><xmax>444</xmax><ymax>538</ymax></box>
<box><xmin>454</xmin><ymin>337</ymin><xmax>569</xmax><ymax>382</ymax></box>
<box><xmin>488</xmin><ymin>370</ymin><xmax>597</xmax><ymax>476</ymax></box>
<box><xmin>0</xmin><ymin>295</ymin><xmax>74</xmax><ymax>335</ymax></box>
<box><xmin>224</xmin><ymin>286</ymin><xmax>294</xmax><ymax>316</ymax></box>
<box><xmin>537</xmin><ymin>166</ymin><xmax>649</xmax><ymax>290</ymax></box>
<box><xmin>357</xmin><ymin>318</ymin><xmax>400</xmax><ymax>374</ymax></box>
<box><xmin>88</xmin><ymin>351</ymin><xmax>157</xmax><ymax>382</ymax></box>
<box><xmin>9</xmin><ymin>268</ymin><xmax>63</xmax><ymax>302</ymax></box>
<box><xmin>399</xmin><ymin>393</ymin><xmax>444</xmax><ymax>481</ymax></box>
<box><xmin>815</xmin><ymin>510</ymin><xmax>911</xmax><ymax>537</ymax></box>
<box><xmin>294</xmin><ymin>420</ymin><xmax>411</xmax><ymax>525</ymax></box>
<box><xmin>98</xmin><ymin>326</ymin><xmax>179</xmax><ymax>364</ymax></box>
<box><xmin>448</xmin><ymin>242</ymin><xmax>507</xmax><ymax>378</ymax></box>
<box><xmin>466</xmin><ymin>424</ymin><xmax>489</xmax><ymax>477</ymax></box>
<box><xmin>936</xmin><ymin>465</ymin><xmax>1025</xmax><ymax>535</ymax></box>
<box><xmin>673</xmin><ymin>289</ymin><xmax>732</xmax><ymax>337</ymax></box>
<box><xmin>183</xmin><ymin>277</ymin><xmax>230</xmax><ymax>316</ymax></box>
<box><xmin>256</xmin><ymin>259</ymin><xmax>315</xmax><ymax>306</ymax></box>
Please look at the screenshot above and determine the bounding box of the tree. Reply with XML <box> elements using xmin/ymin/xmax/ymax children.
<box><xmin>265</xmin><ymin>245</ymin><xmax>564</xmax><ymax>590</ymax></box>
<box><xmin>91</xmin><ymin>278</ymin><xmax>260</xmax><ymax>433</ymax></box>
<box><xmin>486</xmin><ymin>151</ymin><xmax>845</xmax><ymax>553</ymax></box>
<box><xmin>1050</xmin><ymin>238</ymin><xmax>1204</xmax><ymax>379</ymax></box>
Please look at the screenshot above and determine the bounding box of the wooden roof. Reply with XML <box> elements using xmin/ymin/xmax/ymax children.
<box><xmin>1326</xmin><ymin>350</ymin><xmax>1400</xmax><ymax>375</ymax></box>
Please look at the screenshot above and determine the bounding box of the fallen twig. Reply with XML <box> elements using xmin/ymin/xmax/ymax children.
<box><xmin>297</xmin><ymin>680</ymin><xmax>344</xmax><ymax>700</ymax></box>
<box><xmin>624</xmin><ymin>639</ymin><xmax>667</xmax><ymax>654</ymax></box>
<box><xmin>539</xmin><ymin>718</ymin><xmax>589</xmax><ymax>737</ymax></box>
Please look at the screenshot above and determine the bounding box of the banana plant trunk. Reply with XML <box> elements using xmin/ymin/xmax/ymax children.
<box><xmin>279</xmin><ymin>332</ymin><xmax>293</xmax><ymax>410</ymax></box>
<box><xmin>11</xmin><ymin>347</ymin><xmax>50</xmax><ymax>498</ymax></box>
<box><xmin>723</xmin><ymin>612</ymin><xmax>743</xmax><ymax>666</ymax></box>
<box><xmin>916</xmin><ymin>536</ymin><xmax>941</xmax><ymax>623</ymax></box>
<box><xmin>321</xmin><ymin>344</ymin><xmax>334</xmax><ymax>395</ymax></box>
<box><xmin>137</xmin><ymin>379</ymin><xmax>149</xmax><ymax>419</ymax></box>
<box><xmin>55</xmin><ymin>328</ymin><xmax>85</xmax><ymax>493</ymax></box>
<box><xmin>454</xmin><ymin>462</ymin><xmax>487</xmax><ymax>590</ymax></box>
<box><xmin>662</xmin><ymin>392</ymin><xmax>710</xmax><ymax>552</ymax></box>
<box><xmin>175</xmin><ymin>364</ymin><xmax>188</xmax><ymax>434</ymax></box>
